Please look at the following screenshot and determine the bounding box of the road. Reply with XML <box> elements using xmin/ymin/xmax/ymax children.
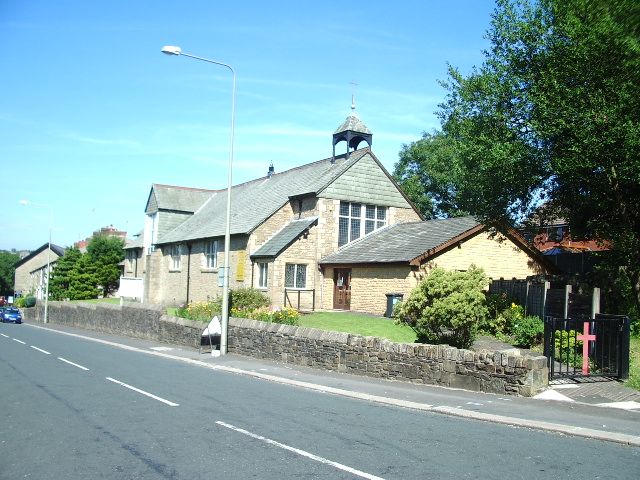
<box><xmin>1</xmin><ymin>322</ymin><xmax>638</xmax><ymax>479</ymax></box>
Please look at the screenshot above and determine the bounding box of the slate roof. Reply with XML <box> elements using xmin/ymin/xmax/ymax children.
<box><xmin>334</xmin><ymin>112</ymin><xmax>372</xmax><ymax>135</ymax></box>
<box><xmin>14</xmin><ymin>243</ymin><xmax>66</xmax><ymax>269</ymax></box>
<box><xmin>157</xmin><ymin>149</ymin><xmax>370</xmax><ymax>245</ymax></box>
<box><xmin>319</xmin><ymin>217</ymin><xmax>482</xmax><ymax>265</ymax></box>
<box><xmin>124</xmin><ymin>230</ymin><xmax>144</xmax><ymax>249</ymax></box>
<box><xmin>250</xmin><ymin>217</ymin><xmax>318</xmax><ymax>259</ymax></box>
<box><xmin>147</xmin><ymin>184</ymin><xmax>218</xmax><ymax>214</ymax></box>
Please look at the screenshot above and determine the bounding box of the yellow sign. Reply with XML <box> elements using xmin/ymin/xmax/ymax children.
<box><xmin>236</xmin><ymin>251</ymin><xmax>246</xmax><ymax>281</ymax></box>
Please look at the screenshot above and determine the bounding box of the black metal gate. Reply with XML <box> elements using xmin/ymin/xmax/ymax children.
<box><xmin>543</xmin><ymin>315</ymin><xmax>630</xmax><ymax>380</ymax></box>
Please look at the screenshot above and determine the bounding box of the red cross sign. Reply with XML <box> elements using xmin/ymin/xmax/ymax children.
<box><xmin>576</xmin><ymin>322</ymin><xmax>596</xmax><ymax>375</ymax></box>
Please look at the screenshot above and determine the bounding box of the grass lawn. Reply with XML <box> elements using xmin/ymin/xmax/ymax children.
<box><xmin>626</xmin><ymin>336</ymin><xmax>640</xmax><ymax>391</ymax></box>
<box><xmin>298</xmin><ymin>311</ymin><xmax>417</xmax><ymax>344</ymax></box>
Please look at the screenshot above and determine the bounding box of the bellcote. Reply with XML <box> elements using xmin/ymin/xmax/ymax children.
<box><xmin>332</xmin><ymin>97</ymin><xmax>372</xmax><ymax>161</ymax></box>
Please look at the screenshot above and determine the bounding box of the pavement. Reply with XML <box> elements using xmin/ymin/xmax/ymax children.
<box><xmin>19</xmin><ymin>322</ymin><xmax>640</xmax><ymax>447</ymax></box>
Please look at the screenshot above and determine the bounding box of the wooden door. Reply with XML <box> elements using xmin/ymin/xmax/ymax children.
<box><xmin>333</xmin><ymin>269</ymin><xmax>351</xmax><ymax>310</ymax></box>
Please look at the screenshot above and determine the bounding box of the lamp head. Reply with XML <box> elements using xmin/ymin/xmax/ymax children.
<box><xmin>161</xmin><ymin>45</ymin><xmax>182</xmax><ymax>56</ymax></box>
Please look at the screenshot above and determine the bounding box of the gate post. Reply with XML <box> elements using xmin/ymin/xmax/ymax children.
<box><xmin>563</xmin><ymin>284</ymin><xmax>572</xmax><ymax>318</ymax></box>
<box><xmin>543</xmin><ymin>317</ymin><xmax>554</xmax><ymax>375</ymax></box>
<box><xmin>591</xmin><ymin>287</ymin><xmax>601</xmax><ymax>318</ymax></box>
<box><xmin>541</xmin><ymin>281</ymin><xmax>550</xmax><ymax>319</ymax></box>
<box><xmin>620</xmin><ymin>316</ymin><xmax>631</xmax><ymax>380</ymax></box>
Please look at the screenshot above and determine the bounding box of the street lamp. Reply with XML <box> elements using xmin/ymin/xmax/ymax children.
<box><xmin>161</xmin><ymin>45</ymin><xmax>236</xmax><ymax>356</ymax></box>
<box><xmin>20</xmin><ymin>199</ymin><xmax>52</xmax><ymax>324</ymax></box>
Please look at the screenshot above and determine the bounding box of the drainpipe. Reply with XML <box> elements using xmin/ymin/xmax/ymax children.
<box><xmin>185</xmin><ymin>243</ymin><xmax>192</xmax><ymax>304</ymax></box>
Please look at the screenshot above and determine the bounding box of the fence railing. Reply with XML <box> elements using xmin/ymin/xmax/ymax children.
<box><xmin>543</xmin><ymin>315</ymin><xmax>630</xmax><ymax>380</ymax></box>
<box><xmin>283</xmin><ymin>288</ymin><xmax>315</xmax><ymax>311</ymax></box>
<box><xmin>489</xmin><ymin>279</ymin><xmax>600</xmax><ymax>320</ymax></box>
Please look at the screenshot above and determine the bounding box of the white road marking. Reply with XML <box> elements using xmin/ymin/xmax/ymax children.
<box><xmin>149</xmin><ymin>346</ymin><xmax>173</xmax><ymax>351</ymax></box>
<box><xmin>30</xmin><ymin>346</ymin><xmax>51</xmax><ymax>355</ymax></box>
<box><xmin>466</xmin><ymin>402</ymin><xmax>483</xmax><ymax>406</ymax></box>
<box><xmin>216</xmin><ymin>421</ymin><xmax>386</xmax><ymax>480</ymax></box>
<box><xmin>106</xmin><ymin>377</ymin><xmax>179</xmax><ymax>407</ymax></box>
<box><xmin>533</xmin><ymin>389</ymin><xmax>574</xmax><ymax>402</ymax></box>
<box><xmin>595</xmin><ymin>401</ymin><xmax>640</xmax><ymax>411</ymax></box>
<box><xmin>1</xmin><ymin>333</ymin><xmax>9</xmax><ymax>338</ymax></box>
<box><xmin>22</xmin><ymin>324</ymin><xmax>640</xmax><ymax>447</ymax></box>
<box><xmin>12</xmin><ymin>338</ymin><xmax>26</xmax><ymax>345</ymax></box>
<box><xmin>57</xmin><ymin>357</ymin><xmax>90</xmax><ymax>371</ymax></box>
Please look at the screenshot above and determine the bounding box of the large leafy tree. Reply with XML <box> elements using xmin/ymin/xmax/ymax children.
<box><xmin>68</xmin><ymin>254</ymin><xmax>101</xmax><ymax>300</ymax></box>
<box><xmin>87</xmin><ymin>236</ymin><xmax>124</xmax><ymax>297</ymax></box>
<box><xmin>49</xmin><ymin>247</ymin><xmax>82</xmax><ymax>300</ymax></box>
<box><xmin>0</xmin><ymin>250</ymin><xmax>21</xmax><ymax>296</ymax></box>
<box><xmin>395</xmin><ymin>0</ymin><xmax>640</xmax><ymax>313</ymax></box>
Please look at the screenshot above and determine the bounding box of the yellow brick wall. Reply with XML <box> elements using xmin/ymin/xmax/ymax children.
<box><xmin>418</xmin><ymin>231</ymin><xmax>547</xmax><ymax>281</ymax></box>
<box><xmin>350</xmin><ymin>265</ymin><xmax>415</xmax><ymax>315</ymax></box>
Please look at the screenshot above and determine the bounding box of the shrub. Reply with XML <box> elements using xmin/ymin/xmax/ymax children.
<box><xmin>502</xmin><ymin>303</ymin><xmax>525</xmax><ymax>335</ymax></box>
<box><xmin>393</xmin><ymin>267</ymin><xmax>489</xmax><ymax>349</ymax></box>
<box><xmin>232</xmin><ymin>305</ymin><xmax>300</xmax><ymax>325</ymax></box>
<box><xmin>24</xmin><ymin>296</ymin><xmax>36</xmax><ymax>308</ymax></box>
<box><xmin>271</xmin><ymin>307</ymin><xmax>300</xmax><ymax>325</ymax></box>
<box><xmin>14</xmin><ymin>297</ymin><xmax>26</xmax><ymax>308</ymax></box>
<box><xmin>480</xmin><ymin>292</ymin><xmax>512</xmax><ymax>336</ymax></box>
<box><xmin>511</xmin><ymin>315</ymin><xmax>544</xmax><ymax>348</ymax></box>
<box><xmin>177</xmin><ymin>301</ymin><xmax>221</xmax><ymax>322</ymax></box>
<box><xmin>230</xmin><ymin>288</ymin><xmax>270</xmax><ymax>311</ymax></box>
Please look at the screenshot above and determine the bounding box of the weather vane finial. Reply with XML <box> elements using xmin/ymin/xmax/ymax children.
<box><xmin>350</xmin><ymin>80</ymin><xmax>358</xmax><ymax>112</ymax></box>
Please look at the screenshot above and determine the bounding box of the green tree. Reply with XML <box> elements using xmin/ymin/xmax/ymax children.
<box><xmin>68</xmin><ymin>254</ymin><xmax>100</xmax><ymax>300</ymax></box>
<box><xmin>0</xmin><ymin>250</ymin><xmax>21</xmax><ymax>295</ymax></box>
<box><xmin>394</xmin><ymin>267</ymin><xmax>489</xmax><ymax>349</ymax></box>
<box><xmin>49</xmin><ymin>247</ymin><xmax>82</xmax><ymax>300</ymax></box>
<box><xmin>396</xmin><ymin>0</ymin><xmax>640</xmax><ymax>314</ymax></box>
<box><xmin>87</xmin><ymin>236</ymin><xmax>124</xmax><ymax>297</ymax></box>
<box><xmin>394</xmin><ymin>131</ymin><xmax>469</xmax><ymax>219</ymax></box>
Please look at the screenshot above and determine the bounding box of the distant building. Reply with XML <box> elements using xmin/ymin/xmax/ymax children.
<box><xmin>13</xmin><ymin>244</ymin><xmax>66</xmax><ymax>299</ymax></box>
<box><xmin>75</xmin><ymin>225</ymin><xmax>127</xmax><ymax>252</ymax></box>
<box><xmin>520</xmin><ymin>216</ymin><xmax>610</xmax><ymax>275</ymax></box>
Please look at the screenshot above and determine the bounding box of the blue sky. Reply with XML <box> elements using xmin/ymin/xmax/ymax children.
<box><xmin>1</xmin><ymin>0</ymin><xmax>495</xmax><ymax>251</ymax></box>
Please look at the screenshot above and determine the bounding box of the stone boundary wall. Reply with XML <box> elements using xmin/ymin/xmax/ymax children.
<box><xmin>24</xmin><ymin>302</ymin><xmax>203</xmax><ymax>348</ymax></box>
<box><xmin>24</xmin><ymin>303</ymin><xmax>548</xmax><ymax>396</ymax></box>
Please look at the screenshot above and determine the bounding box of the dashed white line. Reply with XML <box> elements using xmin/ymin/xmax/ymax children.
<box><xmin>216</xmin><ymin>421</ymin><xmax>386</xmax><ymax>480</ymax></box>
<box><xmin>1</xmin><ymin>333</ymin><xmax>9</xmax><ymax>338</ymax></box>
<box><xmin>30</xmin><ymin>346</ymin><xmax>51</xmax><ymax>355</ymax></box>
<box><xmin>57</xmin><ymin>357</ymin><xmax>89</xmax><ymax>371</ymax></box>
<box><xmin>106</xmin><ymin>377</ymin><xmax>179</xmax><ymax>407</ymax></box>
<box><xmin>12</xmin><ymin>338</ymin><xmax>26</xmax><ymax>345</ymax></box>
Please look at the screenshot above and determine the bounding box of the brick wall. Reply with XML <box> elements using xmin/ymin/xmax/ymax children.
<box><xmin>350</xmin><ymin>265</ymin><xmax>416</xmax><ymax>315</ymax></box>
<box><xmin>420</xmin><ymin>230</ymin><xmax>548</xmax><ymax>280</ymax></box>
<box><xmin>23</xmin><ymin>303</ymin><xmax>548</xmax><ymax>396</ymax></box>
<box><xmin>229</xmin><ymin>318</ymin><xmax>548</xmax><ymax>396</ymax></box>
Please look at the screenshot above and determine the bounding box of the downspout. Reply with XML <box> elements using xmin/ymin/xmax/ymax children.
<box><xmin>185</xmin><ymin>243</ymin><xmax>192</xmax><ymax>304</ymax></box>
<box><xmin>250</xmin><ymin>261</ymin><xmax>255</xmax><ymax>288</ymax></box>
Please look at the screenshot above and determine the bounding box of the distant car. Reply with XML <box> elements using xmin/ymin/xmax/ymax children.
<box><xmin>1</xmin><ymin>307</ymin><xmax>22</xmax><ymax>324</ymax></box>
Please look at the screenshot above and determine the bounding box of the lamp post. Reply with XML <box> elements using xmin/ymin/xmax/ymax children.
<box><xmin>20</xmin><ymin>200</ymin><xmax>52</xmax><ymax>324</ymax></box>
<box><xmin>161</xmin><ymin>45</ymin><xmax>235</xmax><ymax>355</ymax></box>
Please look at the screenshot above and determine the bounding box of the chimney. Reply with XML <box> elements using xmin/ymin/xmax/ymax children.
<box><xmin>267</xmin><ymin>162</ymin><xmax>275</xmax><ymax>178</ymax></box>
